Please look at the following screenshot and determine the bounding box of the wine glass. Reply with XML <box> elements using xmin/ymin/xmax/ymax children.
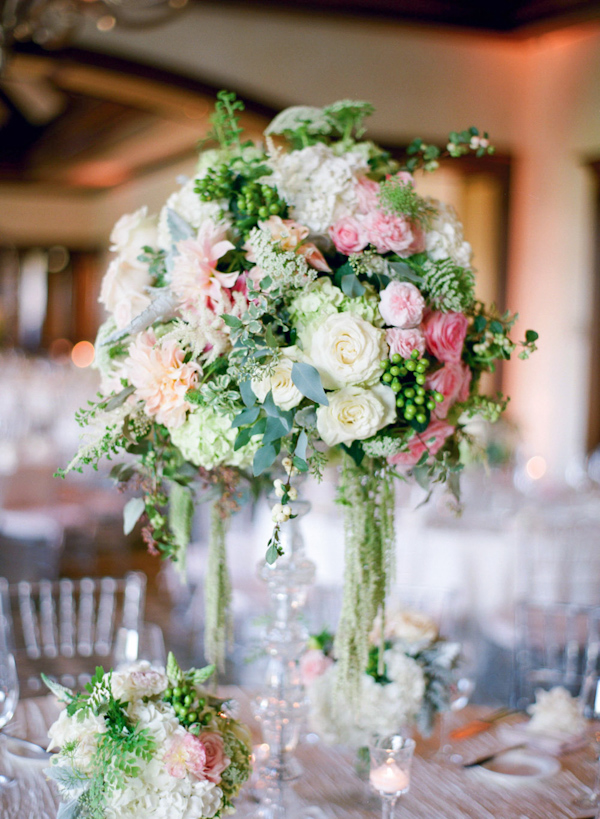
<box><xmin>0</xmin><ymin>581</ymin><xmax>19</xmax><ymax>786</ymax></box>
<box><xmin>572</xmin><ymin>676</ymin><xmax>600</xmax><ymax>811</ymax></box>
<box><xmin>435</xmin><ymin>663</ymin><xmax>476</xmax><ymax>764</ymax></box>
<box><xmin>369</xmin><ymin>735</ymin><xmax>415</xmax><ymax>819</ymax></box>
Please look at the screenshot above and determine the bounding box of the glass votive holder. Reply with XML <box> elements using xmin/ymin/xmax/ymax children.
<box><xmin>369</xmin><ymin>735</ymin><xmax>416</xmax><ymax>819</ymax></box>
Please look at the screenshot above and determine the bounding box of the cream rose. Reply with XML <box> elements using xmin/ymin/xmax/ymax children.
<box><xmin>304</xmin><ymin>312</ymin><xmax>388</xmax><ymax>390</ymax></box>
<box><xmin>99</xmin><ymin>257</ymin><xmax>152</xmax><ymax>330</ymax></box>
<box><xmin>252</xmin><ymin>354</ymin><xmax>304</xmax><ymax>411</ymax></box>
<box><xmin>316</xmin><ymin>384</ymin><xmax>396</xmax><ymax>446</ymax></box>
<box><xmin>110</xmin><ymin>206</ymin><xmax>158</xmax><ymax>262</ymax></box>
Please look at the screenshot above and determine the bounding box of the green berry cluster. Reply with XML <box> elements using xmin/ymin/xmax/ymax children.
<box><xmin>163</xmin><ymin>684</ymin><xmax>209</xmax><ymax>729</ymax></box>
<box><xmin>235</xmin><ymin>180</ymin><xmax>287</xmax><ymax>221</ymax></box>
<box><xmin>195</xmin><ymin>164</ymin><xmax>235</xmax><ymax>201</ymax></box>
<box><xmin>380</xmin><ymin>349</ymin><xmax>444</xmax><ymax>427</ymax></box>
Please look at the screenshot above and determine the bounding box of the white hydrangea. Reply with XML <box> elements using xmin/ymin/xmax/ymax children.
<box><xmin>47</xmin><ymin>708</ymin><xmax>107</xmax><ymax>769</ymax></box>
<box><xmin>157</xmin><ymin>179</ymin><xmax>231</xmax><ymax>251</ymax></box>
<box><xmin>425</xmin><ymin>200</ymin><xmax>473</xmax><ymax>269</ymax></box>
<box><xmin>527</xmin><ymin>686</ymin><xmax>587</xmax><ymax>736</ymax></box>
<box><xmin>103</xmin><ymin>756</ymin><xmax>222</xmax><ymax>819</ymax></box>
<box><xmin>308</xmin><ymin>652</ymin><xmax>425</xmax><ymax>748</ymax></box>
<box><xmin>170</xmin><ymin>406</ymin><xmax>260</xmax><ymax>469</ymax></box>
<box><xmin>266</xmin><ymin>143</ymin><xmax>369</xmax><ymax>233</ymax></box>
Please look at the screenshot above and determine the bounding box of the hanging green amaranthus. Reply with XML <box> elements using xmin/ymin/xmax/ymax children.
<box><xmin>334</xmin><ymin>453</ymin><xmax>396</xmax><ymax>704</ymax></box>
<box><xmin>204</xmin><ymin>502</ymin><xmax>233</xmax><ymax>672</ymax></box>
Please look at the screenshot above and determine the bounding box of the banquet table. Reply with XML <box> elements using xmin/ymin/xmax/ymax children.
<box><xmin>1</xmin><ymin>694</ymin><xmax>597</xmax><ymax>819</ymax></box>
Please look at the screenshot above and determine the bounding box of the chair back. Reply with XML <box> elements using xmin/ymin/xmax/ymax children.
<box><xmin>0</xmin><ymin>572</ymin><xmax>147</xmax><ymax>696</ymax></box>
<box><xmin>514</xmin><ymin>600</ymin><xmax>600</xmax><ymax>709</ymax></box>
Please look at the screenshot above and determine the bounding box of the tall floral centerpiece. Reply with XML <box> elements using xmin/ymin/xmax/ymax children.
<box><xmin>59</xmin><ymin>92</ymin><xmax>537</xmax><ymax>695</ymax></box>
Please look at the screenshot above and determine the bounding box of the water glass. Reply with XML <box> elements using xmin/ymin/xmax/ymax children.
<box><xmin>0</xmin><ymin>580</ymin><xmax>19</xmax><ymax>786</ymax></box>
<box><xmin>369</xmin><ymin>735</ymin><xmax>415</xmax><ymax>819</ymax></box>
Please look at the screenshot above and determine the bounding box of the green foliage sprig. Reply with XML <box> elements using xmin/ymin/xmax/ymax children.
<box><xmin>404</xmin><ymin>127</ymin><xmax>495</xmax><ymax>173</ymax></box>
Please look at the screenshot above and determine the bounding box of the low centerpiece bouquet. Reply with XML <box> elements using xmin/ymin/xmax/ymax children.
<box><xmin>44</xmin><ymin>655</ymin><xmax>252</xmax><ymax>819</ymax></box>
<box><xmin>302</xmin><ymin>609</ymin><xmax>460</xmax><ymax>747</ymax></box>
<box><xmin>59</xmin><ymin>91</ymin><xmax>536</xmax><ymax>694</ymax></box>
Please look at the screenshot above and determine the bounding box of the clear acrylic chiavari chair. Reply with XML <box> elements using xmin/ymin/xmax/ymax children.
<box><xmin>1</xmin><ymin>572</ymin><xmax>148</xmax><ymax>696</ymax></box>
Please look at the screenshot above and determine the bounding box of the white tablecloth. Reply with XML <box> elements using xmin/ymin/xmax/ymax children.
<box><xmin>2</xmin><ymin>694</ymin><xmax>597</xmax><ymax>819</ymax></box>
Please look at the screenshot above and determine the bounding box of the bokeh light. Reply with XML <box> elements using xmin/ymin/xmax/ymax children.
<box><xmin>71</xmin><ymin>340</ymin><xmax>95</xmax><ymax>368</ymax></box>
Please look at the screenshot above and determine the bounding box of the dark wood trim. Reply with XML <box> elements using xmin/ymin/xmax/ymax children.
<box><xmin>586</xmin><ymin>160</ymin><xmax>600</xmax><ymax>452</ymax></box>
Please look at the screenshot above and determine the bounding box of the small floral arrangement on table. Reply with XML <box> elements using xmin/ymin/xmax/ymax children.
<box><xmin>58</xmin><ymin>90</ymin><xmax>537</xmax><ymax>694</ymax></box>
<box><xmin>43</xmin><ymin>655</ymin><xmax>252</xmax><ymax>819</ymax></box>
<box><xmin>302</xmin><ymin>609</ymin><xmax>460</xmax><ymax>747</ymax></box>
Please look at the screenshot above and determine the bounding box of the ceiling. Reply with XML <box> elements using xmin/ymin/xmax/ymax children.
<box><xmin>0</xmin><ymin>49</ymin><xmax>270</xmax><ymax>191</ymax></box>
<box><xmin>191</xmin><ymin>0</ymin><xmax>600</xmax><ymax>32</ymax></box>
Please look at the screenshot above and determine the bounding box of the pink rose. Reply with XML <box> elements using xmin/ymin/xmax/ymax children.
<box><xmin>388</xmin><ymin>419</ymin><xmax>455</xmax><ymax>467</ymax></box>
<box><xmin>355</xmin><ymin>176</ymin><xmax>380</xmax><ymax>213</ymax></box>
<box><xmin>197</xmin><ymin>732</ymin><xmax>230</xmax><ymax>784</ymax></box>
<box><xmin>364</xmin><ymin>210</ymin><xmax>417</xmax><ymax>256</ymax></box>
<box><xmin>388</xmin><ymin>171</ymin><xmax>415</xmax><ymax>187</ymax></box>
<box><xmin>379</xmin><ymin>281</ymin><xmax>425</xmax><ymax>329</ymax></box>
<box><xmin>164</xmin><ymin>731</ymin><xmax>207</xmax><ymax>780</ymax></box>
<box><xmin>423</xmin><ymin>310</ymin><xmax>468</xmax><ymax>364</ymax></box>
<box><xmin>426</xmin><ymin>362</ymin><xmax>471</xmax><ymax>418</ymax></box>
<box><xmin>329</xmin><ymin>215</ymin><xmax>369</xmax><ymax>255</ymax></box>
<box><xmin>385</xmin><ymin>327</ymin><xmax>426</xmax><ymax>360</ymax></box>
<box><xmin>300</xmin><ymin>649</ymin><xmax>334</xmax><ymax>686</ymax></box>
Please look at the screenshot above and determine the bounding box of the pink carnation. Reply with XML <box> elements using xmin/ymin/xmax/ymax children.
<box><xmin>379</xmin><ymin>281</ymin><xmax>425</xmax><ymax>329</ymax></box>
<box><xmin>125</xmin><ymin>329</ymin><xmax>200</xmax><ymax>429</ymax></box>
<box><xmin>164</xmin><ymin>731</ymin><xmax>207</xmax><ymax>780</ymax></box>
<box><xmin>386</xmin><ymin>327</ymin><xmax>426</xmax><ymax>359</ymax></box>
<box><xmin>426</xmin><ymin>362</ymin><xmax>471</xmax><ymax>418</ymax></box>
<box><xmin>388</xmin><ymin>419</ymin><xmax>455</xmax><ymax>467</ymax></box>
<box><xmin>300</xmin><ymin>649</ymin><xmax>334</xmax><ymax>686</ymax></box>
<box><xmin>423</xmin><ymin>310</ymin><xmax>469</xmax><ymax>364</ymax></box>
<box><xmin>329</xmin><ymin>215</ymin><xmax>369</xmax><ymax>255</ymax></box>
<box><xmin>355</xmin><ymin>176</ymin><xmax>380</xmax><ymax>213</ymax></box>
<box><xmin>364</xmin><ymin>210</ymin><xmax>419</xmax><ymax>257</ymax></box>
<box><xmin>197</xmin><ymin>732</ymin><xmax>230</xmax><ymax>784</ymax></box>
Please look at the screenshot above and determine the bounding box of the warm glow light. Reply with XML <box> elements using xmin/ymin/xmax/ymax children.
<box><xmin>526</xmin><ymin>455</ymin><xmax>547</xmax><ymax>480</ymax></box>
<box><xmin>71</xmin><ymin>341</ymin><xmax>95</xmax><ymax>368</ymax></box>
<box><xmin>97</xmin><ymin>15</ymin><xmax>116</xmax><ymax>31</ymax></box>
<box><xmin>67</xmin><ymin>160</ymin><xmax>130</xmax><ymax>188</ymax></box>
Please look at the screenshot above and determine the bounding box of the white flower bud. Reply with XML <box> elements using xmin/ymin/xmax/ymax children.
<box><xmin>287</xmin><ymin>486</ymin><xmax>298</xmax><ymax>501</ymax></box>
<box><xmin>273</xmin><ymin>479</ymin><xmax>285</xmax><ymax>498</ymax></box>
<box><xmin>282</xmin><ymin>505</ymin><xmax>292</xmax><ymax>518</ymax></box>
<box><xmin>271</xmin><ymin>503</ymin><xmax>284</xmax><ymax>522</ymax></box>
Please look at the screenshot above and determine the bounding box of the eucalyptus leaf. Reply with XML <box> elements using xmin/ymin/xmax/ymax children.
<box><xmin>340</xmin><ymin>273</ymin><xmax>366</xmax><ymax>298</ymax></box>
<box><xmin>386</xmin><ymin>261</ymin><xmax>424</xmax><ymax>285</ymax></box>
<box><xmin>262</xmin><ymin>416</ymin><xmax>288</xmax><ymax>446</ymax></box>
<box><xmin>295</xmin><ymin>406</ymin><xmax>317</xmax><ymax>428</ymax></box>
<box><xmin>232</xmin><ymin>406</ymin><xmax>260</xmax><ymax>428</ymax></box>
<box><xmin>103</xmin><ymin>385</ymin><xmax>135</xmax><ymax>413</ymax></box>
<box><xmin>266</xmin><ymin>543</ymin><xmax>279</xmax><ymax>565</ymax></box>
<box><xmin>253</xmin><ymin>444</ymin><xmax>278</xmax><ymax>477</ymax></box>
<box><xmin>291</xmin><ymin>363</ymin><xmax>329</xmax><ymax>406</ymax></box>
<box><xmin>295</xmin><ymin>430</ymin><xmax>308</xmax><ymax>461</ymax></box>
<box><xmin>123</xmin><ymin>497</ymin><xmax>145</xmax><ymax>535</ymax></box>
<box><xmin>240</xmin><ymin>380</ymin><xmax>256</xmax><ymax>408</ymax></box>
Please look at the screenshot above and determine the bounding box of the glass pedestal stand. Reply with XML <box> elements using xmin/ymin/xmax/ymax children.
<box><xmin>250</xmin><ymin>495</ymin><xmax>324</xmax><ymax>819</ymax></box>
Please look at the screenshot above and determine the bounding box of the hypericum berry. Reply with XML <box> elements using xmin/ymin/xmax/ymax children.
<box><xmin>391</xmin><ymin>353</ymin><xmax>402</xmax><ymax>365</ymax></box>
<box><xmin>411</xmin><ymin>349</ymin><xmax>420</xmax><ymax>360</ymax></box>
<box><xmin>382</xmin><ymin>372</ymin><xmax>393</xmax><ymax>384</ymax></box>
<box><xmin>415</xmin><ymin>374</ymin><xmax>426</xmax><ymax>385</ymax></box>
<box><xmin>390</xmin><ymin>366</ymin><xmax>401</xmax><ymax>377</ymax></box>
<box><xmin>391</xmin><ymin>379</ymin><xmax>401</xmax><ymax>393</ymax></box>
<box><xmin>416</xmin><ymin>412</ymin><xmax>427</xmax><ymax>424</ymax></box>
<box><xmin>405</xmin><ymin>360</ymin><xmax>416</xmax><ymax>372</ymax></box>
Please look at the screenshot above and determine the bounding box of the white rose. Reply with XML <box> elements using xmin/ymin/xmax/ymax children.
<box><xmin>252</xmin><ymin>355</ymin><xmax>303</xmax><ymax>411</ymax></box>
<box><xmin>316</xmin><ymin>384</ymin><xmax>396</xmax><ymax>447</ymax></box>
<box><xmin>110</xmin><ymin>206</ymin><xmax>158</xmax><ymax>262</ymax></box>
<box><xmin>371</xmin><ymin>609</ymin><xmax>439</xmax><ymax>645</ymax></box>
<box><xmin>304</xmin><ymin>312</ymin><xmax>388</xmax><ymax>390</ymax></box>
<box><xmin>99</xmin><ymin>257</ymin><xmax>152</xmax><ymax>330</ymax></box>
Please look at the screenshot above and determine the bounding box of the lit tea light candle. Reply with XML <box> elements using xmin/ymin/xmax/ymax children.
<box><xmin>369</xmin><ymin>759</ymin><xmax>410</xmax><ymax>794</ymax></box>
